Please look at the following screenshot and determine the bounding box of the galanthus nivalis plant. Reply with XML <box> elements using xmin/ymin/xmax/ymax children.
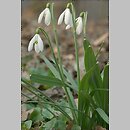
<box><xmin>22</xmin><ymin>2</ymin><xmax>109</xmax><ymax>130</ymax></box>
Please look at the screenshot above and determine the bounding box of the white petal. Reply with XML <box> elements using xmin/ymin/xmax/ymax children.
<box><xmin>65</xmin><ymin>25</ymin><xmax>71</xmax><ymax>30</ymax></box>
<box><xmin>37</xmin><ymin>34</ymin><xmax>44</xmax><ymax>52</ymax></box>
<box><xmin>45</xmin><ymin>8</ymin><xmax>51</xmax><ymax>26</ymax></box>
<box><xmin>76</xmin><ymin>17</ymin><xmax>83</xmax><ymax>35</ymax></box>
<box><xmin>64</xmin><ymin>8</ymin><xmax>71</xmax><ymax>25</ymax></box>
<box><xmin>65</xmin><ymin>14</ymin><xmax>73</xmax><ymax>30</ymax></box>
<box><xmin>58</xmin><ymin>11</ymin><xmax>65</xmax><ymax>25</ymax></box>
<box><xmin>69</xmin><ymin>14</ymin><xmax>73</xmax><ymax>27</ymax></box>
<box><xmin>28</xmin><ymin>35</ymin><xmax>36</xmax><ymax>51</ymax></box>
<box><xmin>38</xmin><ymin>8</ymin><xmax>48</xmax><ymax>23</ymax></box>
<box><xmin>34</xmin><ymin>44</ymin><xmax>40</xmax><ymax>53</ymax></box>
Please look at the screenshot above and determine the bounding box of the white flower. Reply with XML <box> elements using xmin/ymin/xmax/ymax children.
<box><xmin>28</xmin><ymin>34</ymin><xmax>44</xmax><ymax>53</ymax></box>
<box><xmin>38</xmin><ymin>8</ymin><xmax>51</xmax><ymax>26</ymax></box>
<box><xmin>76</xmin><ymin>17</ymin><xmax>83</xmax><ymax>35</ymax></box>
<box><xmin>58</xmin><ymin>8</ymin><xmax>72</xmax><ymax>26</ymax></box>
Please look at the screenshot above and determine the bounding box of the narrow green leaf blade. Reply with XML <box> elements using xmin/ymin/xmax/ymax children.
<box><xmin>40</xmin><ymin>54</ymin><xmax>60</xmax><ymax>79</ymax></box>
<box><xmin>78</xmin><ymin>64</ymin><xmax>97</xmax><ymax>129</ymax></box>
<box><xmin>30</xmin><ymin>74</ymin><xmax>63</xmax><ymax>87</ymax></box>
<box><xmin>102</xmin><ymin>64</ymin><xmax>109</xmax><ymax>113</ymax></box>
<box><xmin>96</xmin><ymin>108</ymin><xmax>109</xmax><ymax>124</ymax></box>
<box><xmin>83</xmin><ymin>39</ymin><xmax>103</xmax><ymax>107</ymax></box>
<box><xmin>83</xmin><ymin>39</ymin><xmax>97</xmax><ymax>71</ymax></box>
<box><xmin>103</xmin><ymin>64</ymin><xmax>109</xmax><ymax>89</ymax></box>
<box><xmin>63</xmin><ymin>68</ymin><xmax>78</xmax><ymax>92</ymax></box>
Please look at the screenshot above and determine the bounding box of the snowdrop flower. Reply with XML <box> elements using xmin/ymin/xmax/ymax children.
<box><xmin>38</xmin><ymin>7</ymin><xmax>51</xmax><ymax>26</ymax></box>
<box><xmin>76</xmin><ymin>16</ymin><xmax>83</xmax><ymax>35</ymax></box>
<box><xmin>58</xmin><ymin>8</ymin><xmax>73</xmax><ymax>27</ymax></box>
<box><xmin>28</xmin><ymin>34</ymin><xmax>44</xmax><ymax>53</ymax></box>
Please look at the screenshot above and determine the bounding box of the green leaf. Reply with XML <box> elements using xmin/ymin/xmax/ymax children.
<box><xmin>21</xmin><ymin>123</ymin><xmax>27</xmax><ymax>130</ymax></box>
<box><xmin>103</xmin><ymin>64</ymin><xmax>109</xmax><ymax>89</ymax></box>
<box><xmin>96</xmin><ymin>108</ymin><xmax>109</xmax><ymax>124</ymax></box>
<box><xmin>102</xmin><ymin>64</ymin><xmax>109</xmax><ymax>113</ymax></box>
<box><xmin>54</xmin><ymin>120</ymin><xmax>66</xmax><ymax>130</ymax></box>
<box><xmin>43</xmin><ymin>118</ymin><xmax>57</xmax><ymax>130</ymax></box>
<box><xmin>78</xmin><ymin>64</ymin><xmax>97</xmax><ymax>129</ymax></box>
<box><xmin>63</xmin><ymin>68</ymin><xmax>78</xmax><ymax>92</ymax></box>
<box><xmin>29</xmin><ymin>107</ymin><xmax>43</xmax><ymax>122</ymax></box>
<box><xmin>40</xmin><ymin>54</ymin><xmax>60</xmax><ymax>79</ymax></box>
<box><xmin>42</xmin><ymin>107</ymin><xmax>54</xmax><ymax>119</ymax></box>
<box><xmin>40</xmin><ymin>55</ymin><xmax>78</xmax><ymax>117</ymax></box>
<box><xmin>30</xmin><ymin>74</ymin><xmax>64</xmax><ymax>87</ymax></box>
<box><xmin>83</xmin><ymin>39</ymin><xmax>97</xmax><ymax>71</ymax></box>
<box><xmin>25</xmin><ymin>103</ymin><xmax>36</xmax><ymax>110</ymax></box>
<box><xmin>83</xmin><ymin>38</ymin><xmax>103</xmax><ymax>107</ymax></box>
<box><xmin>71</xmin><ymin>125</ymin><xmax>81</xmax><ymax>130</ymax></box>
<box><xmin>58</xmin><ymin>100</ymin><xmax>72</xmax><ymax>118</ymax></box>
<box><xmin>24</xmin><ymin>120</ymin><xmax>32</xmax><ymax>129</ymax></box>
<box><xmin>89</xmin><ymin>88</ymin><xmax>109</xmax><ymax>97</ymax></box>
<box><xmin>40</xmin><ymin>55</ymin><xmax>78</xmax><ymax>90</ymax></box>
<box><xmin>21</xmin><ymin>120</ymin><xmax>32</xmax><ymax>130</ymax></box>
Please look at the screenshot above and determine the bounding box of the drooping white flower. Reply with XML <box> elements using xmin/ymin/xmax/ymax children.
<box><xmin>64</xmin><ymin>8</ymin><xmax>71</xmax><ymax>25</ymax></box>
<box><xmin>76</xmin><ymin>17</ymin><xmax>83</xmax><ymax>35</ymax></box>
<box><xmin>58</xmin><ymin>8</ymin><xmax>72</xmax><ymax>27</ymax></box>
<box><xmin>28</xmin><ymin>34</ymin><xmax>44</xmax><ymax>53</ymax></box>
<box><xmin>38</xmin><ymin>8</ymin><xmax>51</xmax><ymax>26</ymax></box>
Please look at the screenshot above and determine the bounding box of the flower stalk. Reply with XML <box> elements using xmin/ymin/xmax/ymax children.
<box><xmin>83</xmin><ymin>12</ymin><xmax>88</xmax><ymax>38</ymax></box>
<box><xmin>50</xmin><ymin>3</ymin><xmax>78</xmax><ymax>123</ymax></box>
<box><xmin>70</xmin><ymin>3</ymin><xmax>80</xmax><ymax>87</ymax></box>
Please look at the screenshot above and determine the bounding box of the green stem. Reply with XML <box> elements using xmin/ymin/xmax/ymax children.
<box><xmin>50</xmin><ymin>3</ymin><xmax>78</xmax><ymax>123</ymax></box>
<box><xmin>38</xmin><ymin>27</ymin><xmax>63</xmax><ymax>80</ymax></box>
<box><xmin>70</xmin><ymin>3</ymin><xmax>80</xmax><ymax>87</ymax></box>
<box><xmin>83</xmin><ymin>12</ymin><xmax>88</xmax><ymax>39</ymax></box>
<box><xmin>50</xmin><ymin>3</ymin><xmax>64</xmax><ymax>80</ymax></box>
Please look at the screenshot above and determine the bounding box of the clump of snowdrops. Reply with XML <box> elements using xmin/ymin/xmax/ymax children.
<box><xmin>22</xmin><ymin>2</ymin><xmax>109</xmax><ymax>130</ymax></box>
